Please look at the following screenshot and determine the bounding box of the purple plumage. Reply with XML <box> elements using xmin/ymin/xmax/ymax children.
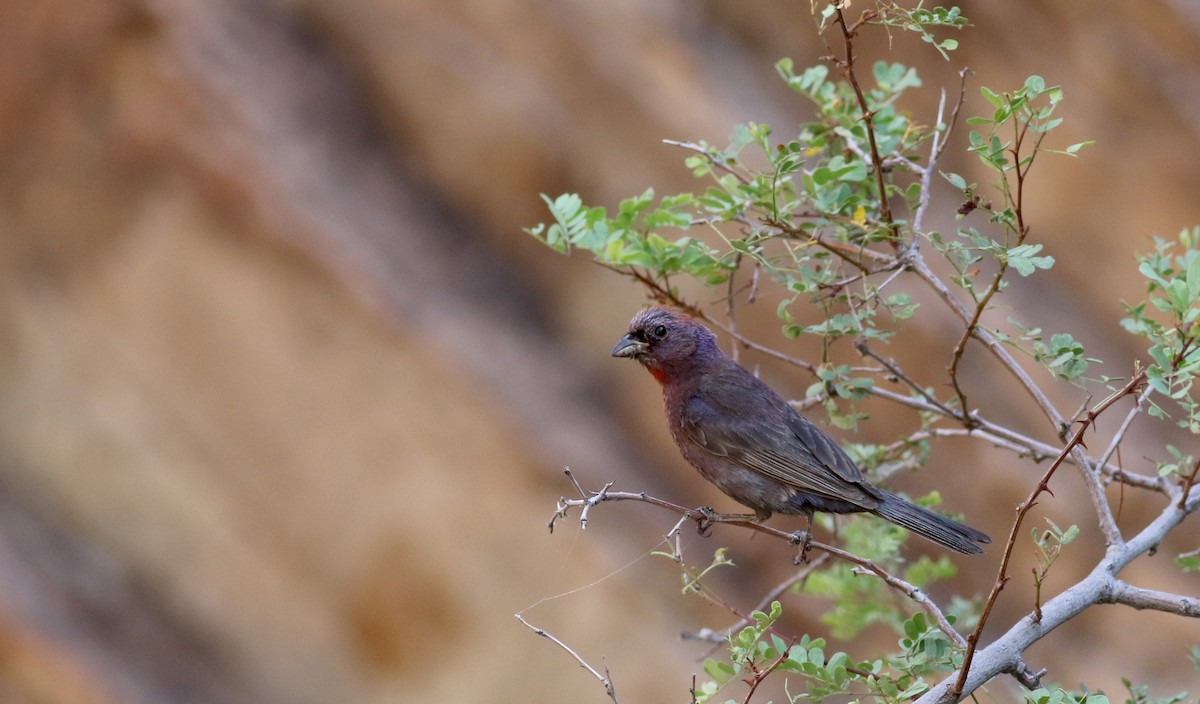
<box><xmin>612</xmin><ymin>306</ymin><xmax>990</xmax><ymax>555</ymax></box>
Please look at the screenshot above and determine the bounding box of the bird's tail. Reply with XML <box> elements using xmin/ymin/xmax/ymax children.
<box><xmin>874</xmin><ymin>491</ymin><xmax>991</xmax><ymax>555</ymax></box>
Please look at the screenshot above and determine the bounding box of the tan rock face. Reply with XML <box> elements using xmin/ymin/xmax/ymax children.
<box><xmin>0</xmin><ymin>0</ymin><xmax>1196</xmax><ymax>701</ymax></box>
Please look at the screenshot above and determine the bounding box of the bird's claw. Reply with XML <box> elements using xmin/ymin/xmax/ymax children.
<box><xmin>788</xmin><ymin>529</ymin><xmax>812</xmax><ymax>564</ymax></box>
<box><xmin>693</xmin><ymin>506</ymin><xmax>718</xmax><ymax>537</ymax></box>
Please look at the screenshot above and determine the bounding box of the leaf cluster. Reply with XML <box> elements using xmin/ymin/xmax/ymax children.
<box><xmin>1122</xmin><ymin>227</ymin><xmax>1200</xmax><ymax>430</ymax></box>
<box><xmin>695</xmin><ymin>602</ymin><xmax>935</xmax><ymax>704</ymax></box>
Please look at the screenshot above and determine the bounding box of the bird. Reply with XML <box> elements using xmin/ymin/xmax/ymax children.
<box><xmin>611</xmin><ymin>305</ymin><xmax>990</xmax><ymax>555</ymax></box>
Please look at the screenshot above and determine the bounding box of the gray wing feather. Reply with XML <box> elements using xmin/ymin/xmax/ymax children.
<box><xmin>680</xmin><ymin>372</ymin><xmax>879</xmax><ymax>508</ymax></box>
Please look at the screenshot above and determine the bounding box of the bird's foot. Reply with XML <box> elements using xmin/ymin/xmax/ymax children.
<box><xmin>788</xmin><ymin>529</ymin><xmax>813</xmax><ymax>564</ymax></box>
<box><xmin>691</xmin><ymin>507</ymin><xmax>763</xmax><ymax>537</ymax></box>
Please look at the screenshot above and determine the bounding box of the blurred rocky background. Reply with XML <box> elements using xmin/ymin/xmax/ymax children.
<box><xmin>0</xmin><ymin>0</ymin><xmax>1196</xmax><ymax>702</ymax></box>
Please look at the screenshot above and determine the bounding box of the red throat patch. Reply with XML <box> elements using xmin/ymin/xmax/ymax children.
<box><xmin>647</xmin><ymin>366</ymin><xmax>669</xmax><ymax>384</ymax></box>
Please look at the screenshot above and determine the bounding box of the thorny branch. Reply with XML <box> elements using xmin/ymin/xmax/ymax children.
<box><xmin>919</xmin><ymin>483</ymin><xmax>1200</xmax><ymax>704</ymax></box>
<box><xmin>742</xmin><ymin>636</ymin><xmax>796</xmax><ymax>704</ymax></box>
<box><xmin>946</xmin><ymin>112</ymin><xmax>1042</xmax><ymax>426</ymax></box>
<box><xmin>950</xmin><ymin>371</ymin><xmax>1147</xmax><ymax>699</ymax></box>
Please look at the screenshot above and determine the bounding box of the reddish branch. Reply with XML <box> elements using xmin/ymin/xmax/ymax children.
<box><xmin>949</xmin><ymin>370</ymin><xmax>1147</xmax><ymax>699</ymax></box>
<box><xmin>833</xmin><ymin>6</ymin><xmax>897</xmax><ymax>241</ymax></box>
<box><xmin>947</xmin><ymin>116</ymin><xmax>1041</xmax><ymax>423</ymax></box>
<box><xmin>742</xmin><ymin>637</ymin><xmax>796</xmax><ymax>704</ymax></box>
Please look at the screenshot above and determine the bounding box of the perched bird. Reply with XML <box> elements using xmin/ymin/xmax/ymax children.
<box><xmin>612</xmin><ymin>306</ymin><xmax>990</xmax><ymax>554</ymax></box>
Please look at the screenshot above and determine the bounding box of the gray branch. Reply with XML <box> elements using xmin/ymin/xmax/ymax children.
<box><xmin>917</xmin><ymin>491</ymin><xmax>1199</xmax><ymax>703</ymax></box>
<box><xmin>1102</xmin><ymin>581</ymin><xmax>1200</xmax><ymax>617</ymax></box>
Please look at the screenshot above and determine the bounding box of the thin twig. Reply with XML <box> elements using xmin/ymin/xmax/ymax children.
<box><xmin>1179</xmin><ymin>455</ymin><xmax>1200</xmax><ymax>510</ymax></box>
<box><xmin>516</xmin><ymin>614</ymin><xmax>620</xmax><ymax>703</ymax></box>
<box><xmin>683</xmin><ymin>554</ymin><xmax>831</xmax><ymax>643</ymax></box>
<box><xmin>855</xmin><ymin>340</ymin><xmax>958</xmax><ymax>417</ymax></box>
<box><xmin>726</xmin><ymin>253</ymin><xmax>744</xmax><ymax>363</ymax></box>
<box><xmin>881</xmin><ymin>426</ymin><xmax>1042</xmax><ymax>465</ymax></box>
<box><xmin>912</xmin><ymin>88</ymin><xmax>948</xmax><ymax>234</ymax></box>
<box><xmin>833</xmin><ymin>6</ymin><xmax>897</xmax><ymax>240</ymax></box>
<box><xmin>742</xmin><ymin>637</ymin><xmax>796</xmax><ymax>704</ymax></box>
<box><xmin>1093</xmin><ymin>387</ymin><xmax>1150</xmax><ymax>480</ymax></box>
<box><xmin>934</xmin><ymin>68</ymin><xmax>972</xmax><ymax>164</ymax></box>
<box><xmin>764</xmin><ymin>217</ymin><xmax>895</xmax><ymax>266</ymax></box>
<box><xmin>909</xmin><ymin>68</ymin><xmax>969</xmax><ymax>237</ymax></box>
<box><xmin>716</xmin><ymin>321</ymin><xmax>818</xmax><ymax>373</ymax></box>
<box><xmin>663</xmin><ymin>139</ymin><xmax>752</xmax><ymax>185</ymax></box>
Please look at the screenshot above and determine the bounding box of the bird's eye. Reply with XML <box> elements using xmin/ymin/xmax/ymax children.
<box><xmin>653</xmin><ymin>324</ymin><xmax>668</xmax><ymax>339</ymax></box>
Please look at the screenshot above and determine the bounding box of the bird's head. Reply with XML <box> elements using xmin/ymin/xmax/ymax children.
<box><xmin>611</xmin><ymin>306</ymin><xmax>720</xmax><ymax>383</ymax></box>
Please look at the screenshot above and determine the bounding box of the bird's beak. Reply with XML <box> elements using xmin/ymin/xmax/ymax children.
<box><xmin>611</xmin><ymin>333</ymin><xmax>647</xmax><ymax>358</ymax></box>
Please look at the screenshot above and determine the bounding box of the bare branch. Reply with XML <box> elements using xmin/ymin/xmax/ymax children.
<box><xmin>516</xmin><ymin>614</ymin><xmax>620</xmax><ymax>703</ymax></box>
<box><xmin>934</xmin><ymin>68</ymin><xmax>972</xmax><ymax>164</ymax></box>
<box><xmin>912</xmin><ymin>88</ymin><xmax>948</xmax><ymax>233</ymax></box>
<box><xmin>548</xmin><ymin>480</ymin><xmax>966</xmax><ymax>648</ymax></box>
<box><xmin>1102</xmin><ymin>581</ymin><xmax>1200</xmax><ymax>618</ymax></box>
<box><xmin>856</xmin><ymin>341</ymin><xmax>958</xmax><ymax>417</ymax></box>
<box><xmin>663</xmin><ymin>139</ymin><xmax>752</xmax><ymax>185</ymax></box>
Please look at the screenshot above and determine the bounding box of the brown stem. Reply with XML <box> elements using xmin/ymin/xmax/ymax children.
<box><xmin>833</xmin><ymin>6</ymin><xmax>898</xmax><ymax>242</ymax></box>
<box><xmin>947</xmin><ymin>119</ymin><xmax>1041</xmax><ymax>423</ymax></box>
<box><xmin>742</xmin><ymin>638</ymin><xmax>796</xmax><ymax>704</ymax></box>
<box><xmin>1179</xmin><ymin>455</ymin><xmax>1200</xmax><ymax>510</ymax></box>
<box><xmin>764</xmin><ymin>217</ymin><xmax>892</xmax><ymax>272</ymax></box>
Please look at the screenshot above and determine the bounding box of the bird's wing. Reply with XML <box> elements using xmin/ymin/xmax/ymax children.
<box><xmin>681</xmin><ymin>370</ymin><xmax>878</xmax><ymax>507</ymax></box>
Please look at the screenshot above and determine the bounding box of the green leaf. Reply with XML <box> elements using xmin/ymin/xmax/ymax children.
<box><xmin>702</xmin><ymin>658</ymin><xmax>736</xmax><ymax>683</ymax></box>
<box><xmin>941</xmin><ymin>171</ymin><xmax>967</xmax><ymax>190</ymax></box>
<box><xmin>980</xmin><ymin>86</ymin><xmax>1003</xmax><ymax>108</ymax></box>
<box><xmin>1008</xmin><ymin>243</ymin><xmax>1056</xmax><ymax>276</ymax></box>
